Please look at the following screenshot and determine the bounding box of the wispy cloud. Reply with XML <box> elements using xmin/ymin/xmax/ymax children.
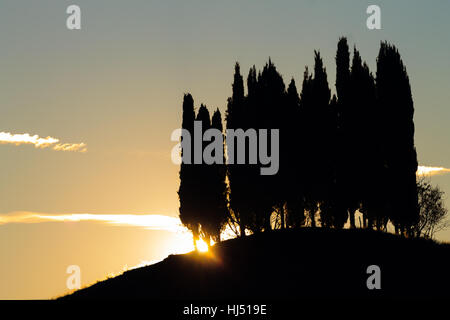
<box><xmin>0</xmin><ymin>132</ymin><xmax>58</xmax><ymax>148</ymax></box>
<box><xmin>52</xmin><ymin>143</ymin><xmax>87</xmax><ymax>152</ymax></box>
<box><xmin>0</xmin><ymin>212</ymin><xmax>186</xmax><ymax>233</ymax></box>
<box><xmin>0</xmin><ymin>132</ymin><xmax>87</xmax><ymax>152</ymax></box>
<box><xmin>417</xmin><ymin>165</ymin><xmax>450</xmax><ymax>177</ymax></box>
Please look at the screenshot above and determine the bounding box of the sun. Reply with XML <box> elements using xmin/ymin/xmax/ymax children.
<box><xmin>196</xmin><ymin>239</ymin><xmax>209</xmax><ymax>253</ymax></box>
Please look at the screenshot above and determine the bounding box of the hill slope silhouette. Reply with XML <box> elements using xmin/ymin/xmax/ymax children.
<box><xmin>61</xmin><ymin>229</ymin><xmax>450</xmax><ymax>300</ymax></box>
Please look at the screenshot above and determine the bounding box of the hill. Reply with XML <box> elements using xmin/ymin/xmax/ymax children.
<box><xmin>60</xmin><ymin>228</ymin><xmax>450</xmax><ymax>300</ymax></box>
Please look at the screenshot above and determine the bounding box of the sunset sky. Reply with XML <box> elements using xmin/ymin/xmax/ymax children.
<box><xmin>1</xmin><ymin>0</ymin><xmax>450</xmax><ymax>299</ymax></box>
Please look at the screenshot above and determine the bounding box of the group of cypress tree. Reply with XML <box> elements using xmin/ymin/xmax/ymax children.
<box><xmin>178</xmin><ymin>38</ymin><xmax>419</xmax><ymax>246</ymax></box>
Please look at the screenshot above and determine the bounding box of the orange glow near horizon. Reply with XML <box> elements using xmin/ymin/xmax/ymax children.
<box><xmin>196</xmin><ymin>239</ymin><xmax>209</xmax><ymax>253</ymax></box>
<box><xmin>417</xmin><ymin>166</ymin><xmax>450</xmax><ymax>176</ymax></box>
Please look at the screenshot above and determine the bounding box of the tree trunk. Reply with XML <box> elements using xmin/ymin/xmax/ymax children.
<box><xmin>239</xmin><ymin>222</ymin><xmax>246</xmax><ymax>237</ymax></box>
<box><xmin>280</xmin><ymin>206</ymin><xmax>285</xmax><ymax>229</ymax></box>
<box><xmin>309</xmin><ymin>210</ymin><xmax>316</xmax><ymax>228</ymax></box>
<box><xmin>349</xmin><ymin>209</ymin><xmax>356</xmax><ymax>229</ymax></box>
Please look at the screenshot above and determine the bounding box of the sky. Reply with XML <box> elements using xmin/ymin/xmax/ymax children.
<box><xmin>1</xmin><ymin>0</ymin><xmax>450</xmax><ymax>299</ymax></box>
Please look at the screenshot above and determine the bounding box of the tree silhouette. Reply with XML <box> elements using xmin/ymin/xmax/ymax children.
<box><xmin>376</xmin><ymin>42</ymin><xmax>419</xmax><ymax>234</ymax></box>
<box><xmin>254</xmin><ymin>59</ymin><xmax>287</xmax><ymax>231</ymax></box>
<box><xmin>178</xmin><ymin>94</ymin><xmax>200</xmax><ymax>248</ymax></box>
<box><xmin>335</xmin><ymin>37</ymin><xmax>351</xmax><ymax>106</ymax></box>
<box><xmin>340</xmin><ymin>47</ymin><xmax>377</xmax><ymax>229</ymax></box>
<box><xmin>349</xmin><ymin>48</ymin><xmax>384</xmax><ymax>230</ymax></box>
<box><xmin>334</xmin><ymin>37</ymin><xmax>353</xmax><ymax>228</ymax></box>
<box><xmin>299</xmin><ymin>66</ymin><xmax>318</xmax><ymax>227</ymax></box>
<box><xmin>226</xmin><ymin>63</ymin><xmax>250</xmax><ymax>237</ymax></box>
<box><xmin>322</xmin><ymin>93</ymin><xmax>347</xmax><ymax>228</ymax></box>
<box><xmin>194</xmin><ymin>104</ymin><xmax>212</xmax><ymax>244</ymax></box>
<box><xmin>202</xmin><ymin>109</ymin><xmax>228</xmax><ymax>243</ymax></box>
<box><xmin>285</xmin><ymin>78</ymin><xmax>305</xmax><ymax>228</ymax></box>
<box><xmin>242</xmin><ymin>64</ymin><xmax>268</xmax><ymax>233</ymax></box>
<box><xmin>301</xmin><ymin>51</ymin><xmax>333</xmax><ymax>227</ymax></box>
<box><xmin>414</xmin><ymin>178</ymin><xmax>449</xmax><ymax>239</ymax></box>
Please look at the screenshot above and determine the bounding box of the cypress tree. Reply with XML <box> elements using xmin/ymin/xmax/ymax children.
<box><xmin>243</xmin><ymin>65</ymin><xmax>267</xmax><ymax>232</ymax></box>
<box><xmin>226</xmin><ymin>63</ymin><xmax>249</xmax><ymax>237</ymax></box>
<box><xmin>194</xmin><ymin>104</ymin><xmax>212</xmax><ymax>243</ymax></box>
<box><xmin>335</xmin><ymin>37</ymin><xmax>351</xmax><ymax>108</ymax></box>
<box><xmin>343</xmin><ymin>48</ymin><xmax>367</xmax><ymax>228</ymax></box>
<box><xmin>255</xmin><ymin>59</ymin><xmax>286</xmax><ymax>231</ymax></box>
<box><xmin>334</xmin><ymin>37</ymin><xmax>353</xmax><ymax>228</ymax></box>
<box><xmin>325</xmin><ymin>93</ymin><xmax>348</xmax><ymax>229</ymax></box>
<box><xmin>178</xmin><ymin>94</ymin><xmax>200</xmax><ymax>247</ymax></box>
<box><xmin>348</xmin><ymin>48</ymin><xmax>384</xmax><ymax>230</ymax></box>
<box><xmin>376</xmin><ymin>42</ymin><xmax>419</xmax><ymax>234</ymax></box>
<box><xmin>285</xmin><ymin>78</ymin><xmax>305</xmax><ymax>228</ymax></box>
<box><xmin>307</xmin><ymin>51</ymin><xmax>333</xmax><ymax>227</ymax></box>
<box><xmin>300</xmin><ymin>66</ymin><xmax>318</xmax><ymax>226</ymax></box>
<box><xmin>203</xmin><ymin>109</ymin><xmax>228</xmax><ymax>243</ymax></box>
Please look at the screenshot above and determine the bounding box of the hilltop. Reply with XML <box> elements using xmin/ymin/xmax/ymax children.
<box><xmin>61</xmin><ymin>228</ymin><xmax>450</xmax><ymax>300</ymax></box>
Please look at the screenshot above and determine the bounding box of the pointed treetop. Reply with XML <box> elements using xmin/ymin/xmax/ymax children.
<box><xmin>259</xmin><ymin>58</ymin><xmax>285</xmax><ymax>93</ymax></box>
<box><xmin>314</xmin><ymin>50</ymin><xmax>323</xmax><ymax>70</ymax></box>
<box><xmin>335</xmin><ymin>37</ymin><xmax>350</xmax><ymax>101</ymax></box>
<box><xmin>352</xmin><ymin>46</ymin><xmax>362</xmax><ymax>67</ymax></box>
<box><xmin>234</xmin><ymin>62</ymin><xmax>241</xmax><ymax>75</ymax></box>
<box><xmin>211</xmin><ymin>109</ymin><xmax>223</xmax><ymax>131</ymax></box>
<box><xmin>247</xmin><ymin>65</ymin><xmax>258</xmax><ymax>96</ymax></box>
<box><xmin>181</xmin><ymin>93</ymin><xmax>195</xmax><ymax>130</ymax></box>
<box><xmin>336</xmin><ymin>37</ymin><xmax>350</xmax><ymax>63</ymax></box>
<box><xmin>183</xmin><ymin>93</ymin><xmax>194</xmax><ymax>107</ymax></box>
<box><xmin>288</xmin><ymin>78</ymin><xmax>297</xmax><ymax>90</ymax></box>
<box><xmin>300</xmin><ymin>66</ymin><xmax>313</xmax><ymax>106</ymax></box>
<box><xmin>287</xmin><ymin>78</ymin><xmax>298</xmax><ymax>97</ymax></box>
<box><xmin>232</xmin><ymin>62</ymin><xmax>245</xmax><ymax>101</ymax></box>
<box><xmin>303</xmin><ymin>66</ymin><xmax>310</xmax><ymax>79</ymax></box>
<box><xmin>287</xmin><ymin>78</ymin><xmax>300</xmax><ymax>106</ymax></box>
<box><xmin>313</xmin><ymin>50</ymin><xmax>331</xmax><ymax>104</ymax></box>
<box><xmin>197</xmin><ymin>104</ymin><xmax>211</xmax><ymax>128</ymax></box>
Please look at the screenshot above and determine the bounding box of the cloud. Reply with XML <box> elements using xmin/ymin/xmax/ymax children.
<box><xmin>0</xmin><ymin>131</ymin><xmax>87</xmax><ymax>152</ymax></box>
<box><xmin>417</xmin><ymin>166</ymin><xmax>450</xmax><ymax>177</ymax></box>
<box><xmin>0</xmin><ymin>132</ymin><xmax>58</xmax><ymax>148</ymax></box>
<box><xmin>53</xmin><ymin>143</ymin><xmax>87</xmax><ymax>153</ymax></box>
<box><xmin>0</xmin><ymin>212</ymin><xmax>187</xmax><ymax>233</ymax></box>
